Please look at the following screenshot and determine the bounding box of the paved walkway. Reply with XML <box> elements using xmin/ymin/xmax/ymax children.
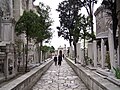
<box><xmin>32</xmin><ymin>59</ymin><xmax>88</xmax><ymax>90</ymax></box>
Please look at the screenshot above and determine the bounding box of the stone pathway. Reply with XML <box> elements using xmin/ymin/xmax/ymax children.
<box><xmin>32</xmin><ymin>59</ymin><xmax>88</xmax><ymax>90</ymax></box>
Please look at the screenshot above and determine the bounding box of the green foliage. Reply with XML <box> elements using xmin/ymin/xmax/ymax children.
<box><xmin>77</xmin><ymin>15</ymin><xmax>91</xmax><ymax>40</ymax></box>
<box><xmin>41</xmin><ymin>45</ymin><xmax>55</xmax><ymax>53</ymax></box>
<box><xmin>85</xmin><ymin>56</ymin><xmax>93</xmax><ymax>65</ymax></box>
<box><xmin>15</xmin><ymin>4</ymin><xmax>53</xmax><ymax>44</ymax></box>
<box><xmin>15</xmin><ymin>10</ymin><xmax>40</xmax><ymax>72</ymax></box>
<box><xmin>57</xmin><ymin>0</ymin><xmax>94</xmax><ymax>63</ymax></box>
<box><xmin>49</xmin><ymin>46</ymin><xmax>55</xmax><ymax>53</ymax></box>
<box><xmin>113</xmin><ymin>67</ymin><xmax>120</xmax><ymax>79</ymax></box>
<box><xmin>78</xmin><ymin>15</ymin><xmax>91</xmax><ymax>65</ymax></box>
<box><xmin>41</xmin><ymin>45</ymin><xmax>50</xmax><ymax>53</ymax></box>
<box><xmin>35</xmin><ymin>3</ymin><xmax>53</xmax><ymax>43</ymax></box>
<box><xmin>56</xmin><ymin>0</ymin><xmax>82</xmax><ymax>46</ymax></box>
<box><xmin>81</xmin><ymin>0</ymin><xmax>98</xmax><ymax>40</ymax></box>
<box><xmin>15</xmin><ymin>39</ymin><xmax>23</xmax><ymax>52</ymax></box>
<box><xmin>56</xmin><ymin>0</ymin><xmax>94</xmax><ymax>44</ymax></box>
<box><xmin>15</xmin><ymin>10</ymin><xmax>38</xmax><ymax>38</ymax></box>
<box><xmin>15</xmin><ymin>5</ymin><xmax>53</xmax><ymax>70</ymax></box>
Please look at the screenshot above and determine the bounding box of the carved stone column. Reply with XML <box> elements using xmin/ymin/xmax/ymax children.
<box><xmin>93</xmin><ymin>40</ymin><xmax>97</xmax><ymax>67</ymax></box>
<box><xmin>76</xmin><ymin>43</ymin><xmax>81</xmax><ymax>63</ymax></box>
<box><xmin>108</xmin><ymin>29</ymin><xmax>116</xmax><ymax>71</ymax></box>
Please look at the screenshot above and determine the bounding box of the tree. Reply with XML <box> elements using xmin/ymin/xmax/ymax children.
<box><xmin>35</xmin><ymin>3</ymin><xmax>53</xmax><ymax>45</ymax></box>
<box><xmin>81</xmin><ymin>0</ymin><xmax>97</xmax><ymax>40</ymax></box>
<box><xmin>57</xmin><ymin>0</ymin><xmax>82</xmax><ymax>63</ymax></box>
<box><xmin>41</xmin><ymin>45</ymin><xmax>55</xmax><ymax>59</ymax></box>
<box><xmin>57</xmin><ymin>0</ymin><xmax>93</xmax><ymax>63</ymax></box>
<box><xmin>15</xmin><ymin>10</ymin><xmax>39</xmax><ymax>72</ymax></box>
<box><xmin>41</xmin><ymin>45</ymin><xmax>54</xmax><ymax>60</ymax></box>
<box><xmin>79</xmin><ymin>15</ymin><xmax>91</xmax><ymax>65</ymax></box>
<box><xmin>34</xmin><ymin>3</ymin><xmax>53</xmax><ymax>63</ymax></box>
<box><xmin>72</xmin><ymin>14</ymin><xmax>91</xmax><ymax>64</ymax></box>
<box><xmin>56</xmin><ymin>0</ymin><xmax>81</xmax><ymax>46</ymax></box>
<box><xmin>15</xmin><ymin>38</ymin><xmax>24</xmax><ymax>71</ymax></box>
<box><xmin>49</xmin><ymin>46</ymin><xmax>55</xmax><ymax>53</ymax></box>
<box><xmin>102</xmin><ymin>0</ymin><xmax>118</xmax><ymax>51</ymax></box>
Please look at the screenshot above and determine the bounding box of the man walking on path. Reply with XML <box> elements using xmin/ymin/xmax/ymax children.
<box><xmin>58</xmin><ymin>50</ymin><xmax>62</xmax><ymax>66</ymax></box>
<box><xmin>54</xmin><ymin>54</ymin><xmax>57</xmax><ymax>66</ymax></box>
<box><xmin>32</xmin><ymin>56</ymin><xmax>88</xmax><ymax>90</ymax></box>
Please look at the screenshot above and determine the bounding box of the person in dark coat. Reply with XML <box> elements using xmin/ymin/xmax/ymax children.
<box><xmin>58</xmin><ymin>50</ymin><xmax>62</xmax><ymax>66</ymax></box>
<box><xmin>54</xmin><ymin>54</ymin><xmax>57</xmax><ymax>66</ymax></box>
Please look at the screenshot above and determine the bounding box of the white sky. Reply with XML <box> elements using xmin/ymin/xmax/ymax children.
<box><xmin>33</xmin><ymin>0</ymin><xmax>102</xmax><ymax>50</ymax></box>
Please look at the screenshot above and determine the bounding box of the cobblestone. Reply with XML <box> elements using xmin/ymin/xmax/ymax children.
<box><xmin>32</xmin><ymin>59</ymin><xmax>88</xmax><ymax>90</ymax></box>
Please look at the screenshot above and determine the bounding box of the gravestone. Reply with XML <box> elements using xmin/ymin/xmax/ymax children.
<box><xmin>88</xmin><ymin>43</ymin><xmax>93</xmax><ymax>60</ymax></box>
<box><xmin>97</xmin><ymin>46</ymin><xmax>101</xmax><ymax>66</ymax></box>
<box><xmin>108</xmin><ymin>29</ymin><xmax>116</xmax><ymax>71</ymax></box>
<box><xmin>76</xmin><ymin>43</ymin><xmax>81</xmax><ymax>63</ymax></box>
<box><xmin>101</xmin><ymin>39</ymin><xmax>105</xmax><ymax>68</ymax></box>
<box><xmin>93</xmin><ymin>41</ymin><xmax>97</xmax><ymax>67</ymax></box>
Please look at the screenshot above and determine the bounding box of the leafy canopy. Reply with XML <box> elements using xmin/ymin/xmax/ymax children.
<box><xmin>56</xmin><ymin>0</ymin><xmax>82</xmax><ymax>45</ymax></box>
<box><xmin>34</xmin><ymin>2</ymin><xmax>53</xmax><ymax>43</ymax></box>
<box><xmin>41</xmin><ymin>45</ymin><xmax>55</xmax><ymax>53</ymax></box>
<box><xmin>15</xmin><ymin>10</ymin><xmax>39</xmax><ymax>39</ymax></box>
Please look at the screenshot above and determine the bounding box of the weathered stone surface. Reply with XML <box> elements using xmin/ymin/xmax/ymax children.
<box><xmin>32</xmin><ymin>60</ymin><xmax>88</xmax><ymax>90</ymax></box>
<box><xmin>66</xmin><ymin>58</ymin><xmax>120</xmax><ymax>90</ymax></box>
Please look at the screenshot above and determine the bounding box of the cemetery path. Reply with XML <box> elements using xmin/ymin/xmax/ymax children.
<box><xmin>32</xmin><ymin>59</ymin><xmax>88</xmax><ymax>90</ymax></box>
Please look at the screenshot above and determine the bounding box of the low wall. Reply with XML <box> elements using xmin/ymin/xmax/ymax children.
<box><xmin>66</xmin><ymin>57</ymin><xmax>120</xmax><ymax>90</ymax></box>
<box><xmin>0</xmin><ymin>59</ymin><xmax>54</xmax><ymax>90</ymax></box>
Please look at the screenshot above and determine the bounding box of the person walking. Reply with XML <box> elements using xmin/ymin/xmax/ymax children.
<box><xmin>54</xmin><ymin>54</ymin><xmax>57</xmax><ymax>66</ymax></box>
<box><xmin>58</xmin><ymin>50</ymin><xmax>62</xmax><ymax>66</ymax></box>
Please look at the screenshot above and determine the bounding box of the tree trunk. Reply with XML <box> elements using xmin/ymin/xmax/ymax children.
<box><xmin>37</xmin><ymin>44</ymin><xmax>40</xmax><ymax>63</ymax></box>
<box><xmin>112</xmin><ymin>0</ymin><xmax>118</xmax><ymax>51</ymax></box>
<box><xmin>23</xmin><ymin>43</ymin><xmax>25</xmax><ymax>72</ymax></box>
<box><xmin>83</xmin><ymin>29</ymin><xmax>87</xmax><ymax>65</ymax></box>
<box><xmin>89</xmin><ymin>0</ymin><xmax>94</xmax><ymax>41</ymax></box>
<box><xmin>90</xmin><ymin>11</ymin><xmax>94</xmax><ymax>41</ymax></box>
<box><xmin>69</xmin><ymin>39</ymin><xmax>72</xmax><ymax>46</ymax></box>
<box><xmin>40</xmin><ymin>41</ymin><xmax>43</xmax><ymax>63</ymax></box>
<box><xmin>25</xmin><ymin>35</ymin><xmax>28</xmax><ymax>72</ymax></box>
<box><xmin>73</xmin><ymin>41</ymin><xmax>77</xmax><ymax>63</ymax></box>
<box><xmin>69</xmin><ymin>34</ymin><xmax>72</xmax><ymax>46</ymax></box>
<box><xmin>83</xmin><ymin>36</ymin><xmax>86</xmax><ymax>65</ymax></box>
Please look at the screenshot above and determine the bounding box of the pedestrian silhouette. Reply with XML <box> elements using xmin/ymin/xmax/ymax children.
<box><xmin>58</xmin><ymin>50</ymin><xmax>62</xmax><ymax>66</ymax></box>
<box><xmin>54</xmin><ymin>54</ymin><xmax>57</xmax><ymax>66</ymax></box>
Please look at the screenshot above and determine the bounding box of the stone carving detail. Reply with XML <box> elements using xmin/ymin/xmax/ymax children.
<box><xmin>0</xmin><ymin>0</ymin><xmax>10</xmax><ymax>17</ymax></box>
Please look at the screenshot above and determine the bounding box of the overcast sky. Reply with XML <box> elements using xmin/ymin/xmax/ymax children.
<box><xmin>33</xmin><ymin>0</ymin><xmax>102</xmax><ymax>50</ymax></box>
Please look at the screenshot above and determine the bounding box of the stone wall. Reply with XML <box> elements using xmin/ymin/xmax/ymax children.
<box><xmin>117</xmin><ymin>0</ymin><xmax>120</xmax><ymax>67</ymax></box>
<box><xmin>65</xmin><ymin>57</ymin><xmax>120</xmax><ymax>90</ymax></box>
<box><xmin>0</xmin><ymin>59</ymin><xmax>54</xmax><ymax>90</ymax></box>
